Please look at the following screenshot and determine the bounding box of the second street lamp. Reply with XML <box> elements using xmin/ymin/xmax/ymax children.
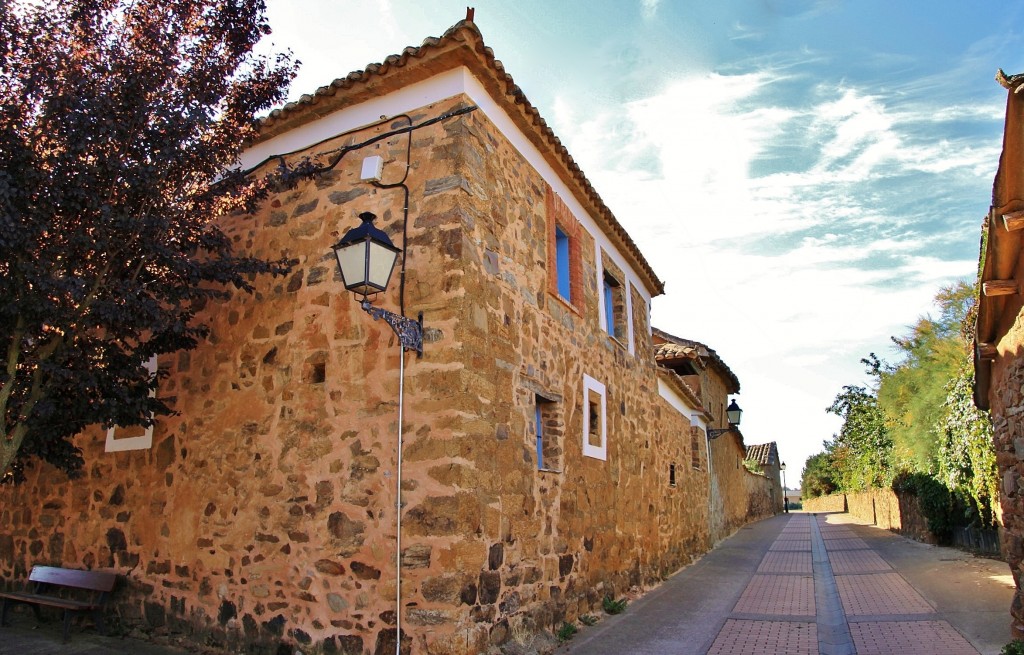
<box><xmin>781</xmin><ymin>461</ymin><xmax>788</xmax><ymax>514</ymax></box>
<box><xmin>707</xmin><ymin>399</ymin><xmax>743</xmax><ymax>439</ymax></box>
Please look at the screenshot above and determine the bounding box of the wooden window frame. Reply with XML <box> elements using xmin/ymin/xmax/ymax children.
<box><xmin>546</xmin><ymin>187</ymin><xmax>584</xmax><ymax>312</ymax></box>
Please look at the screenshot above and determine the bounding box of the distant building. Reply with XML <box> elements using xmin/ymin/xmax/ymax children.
<box><xmin>745</xmin><ymin>442</ymin><xmax>786</xmax><ymax>514</ymax></box>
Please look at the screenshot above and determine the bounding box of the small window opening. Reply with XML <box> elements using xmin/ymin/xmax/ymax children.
<box><xmin>669</xmin><ymin>462</ymin><xmax>676</xmax><ymax>487</ymax></box>
<box><xmin>587</xmin><ymin>396</ymin><xmax>601</xmax><ymax>448</ymax></box>
<box><xmin>535</xmin><ymin>396</ymin><xmax>562</xmax><ymax>472</ymax></box>
<box><xmin>602</xmin><ymin>271</ymin><xmax>626</xmax><ymax>341</ymax></box>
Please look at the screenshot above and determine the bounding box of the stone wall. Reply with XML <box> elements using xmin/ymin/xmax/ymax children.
<box><xmin>989</xmin><ymin>330</ymin><xmax>1024</xmax><ymax>639</ymax></box>
<box><xmin>804</xmin><ymin>490</ymin><xmax>934</xmax><ymax>543</ymax></box>
<box><xmin>709</xmin><ymin>434</ymin><xmax>776</xmax><ymax>544</ymax></box>
<box><xmin>803</xmin><ymin>494</ymin><xmax>846</xmax><ymax>513</ymax></box>
<box><xmin>0</xmin><ymin>95</ymin><xmax>728</xmax><ymax>654</ymax></box>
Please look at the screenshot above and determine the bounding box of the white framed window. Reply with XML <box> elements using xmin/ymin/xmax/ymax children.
<box><xmin>582</xmin><ymin>374</ymin><xmax>607</xmax><ymax>460</ymax></box>
<box><xmin>105</xmin><ymin>355</ymin><xmax>157</xmax><ymax>452</ymax></box>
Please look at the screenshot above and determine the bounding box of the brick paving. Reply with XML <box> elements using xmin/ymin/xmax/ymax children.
<box><xmin>823</xmin><ymin>536</ymin><xmax>870</xmax><ymax>550</ymax></box>
<box><xmin>733</xmin><ymin>574</ymin><xmax>815</xmax><ymax>615</ymax></box>
<box><xmin>706</xmin><ymin>619</ymin><xmax>817</xmax><ymax>655</ymax></box>
<box><xmin>758</xmin><ymin>551</ymin><xmax>813</xmax><ymax>574</ymax></box>
<box><xmin>836</xmin><ymin>572</ymin><xmax>934</xmax><ymax>615</ymax></box>
<box><xmin>702</xmin><ymin>513</ymin><xmax>980</xmax><ymax>655</ymax></box>
<box><xmin>849</xmin><ymin>620</ymin><xmax>980</xmax><ymax>655</ymax></box>
<box><xmin>553</xmin><ymin>510</ymin><xmax>1010</xmax><ymax>655</ymax></box>
<box><xmin>769</xmin><ymin>539</ymin><xmax>813</xmax><ymax>551</ymax></box>
<box><xmin>828</xmin><ymin>549</ymin><xmax>892</xmax><ymax>574</ymax></box>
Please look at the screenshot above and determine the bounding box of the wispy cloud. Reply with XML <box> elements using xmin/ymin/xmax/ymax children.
<box><xmin>551</xmin><ymin>64</ymin><xmax>995</xmax><ymax>460</ymax></box>
<box><xmin>640</xmin><ymin>0</ymin><xmax>661</xmax><ymax>20</ymax></box>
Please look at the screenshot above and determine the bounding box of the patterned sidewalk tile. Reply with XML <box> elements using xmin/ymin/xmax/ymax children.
<box><xmin>828</xmin><ymin>549</ymin><xmax>892</xmax><ymax>574</ymax></box>
<box><xmin>706</xmin><ymin>619</ymin><xmax>817</xmax><ymax>655</ymax></box>
<box><xmin>820</xmin><ymin>528</ymin><xmax>856</xmax><ymax>538</ymax></box>
<box><xmin>733</xmin><ymin>574</ymin><xmax>815</xmax><ymax>615</ymax></box>
<box><xmin>850</xmin><ymin>620</ymin><xmax>979</xmax><ymax>655</ymax></box>
<box><xmin>758</xmin><ymin>551</ymin><xmax>813</xmax><ymax>574</ymax></box>
<box><xmin>769</xmin><ymin>539</ymin><xmax>812</xmax><ymax>551</ymax></box>
<box><xmin>836</xmin><ymin>573</ymin><xmax>933</xmax><ymax>615</ymax></box>
<box><xmin>822</xmin><ymin>536</ymin><xmax>869</xmax><ymax>550</ymax></box>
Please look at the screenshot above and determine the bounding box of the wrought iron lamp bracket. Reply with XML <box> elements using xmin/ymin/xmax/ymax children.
<box><xmin>707</xmin><ymin>427</ymin><xmax>733</xmax><ymax>439</ymax></box>
<box><xmin>361</xmin><ymin>299</ymin><xmax>423</xmax><ymax>355</ymax></box>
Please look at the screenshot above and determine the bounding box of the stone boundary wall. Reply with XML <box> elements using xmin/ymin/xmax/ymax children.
<box><xmin>709</xmin><ymin>435</ymin><xmax>779</xmax><ymax>543</ymax></box>
<box><xmin>803</xmin><ymin>494</ymin><xmax>846</xmax><ymax>513</ymax></box>
<box><xmin>803</xmin><ymin>489</ymin><xmax>935</xmax><ymax>543</ymax></box>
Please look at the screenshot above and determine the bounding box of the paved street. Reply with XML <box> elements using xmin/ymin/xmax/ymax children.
<box><xmin>561</xmin><ymin>512</ymin><xmax>1013</xmax><ymax>655</ymax></box>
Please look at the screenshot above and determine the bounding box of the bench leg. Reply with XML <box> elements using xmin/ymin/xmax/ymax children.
<box><xmin>0</xmin><ymin>598</ymin><xmax>8</xmax><ymax>627</ymax></box>
<box><xmin>62</xmin><ymin>609</ymin><xmax>72</xmax><ymax>643</ymax></box>
<box><xmin>92</xmin><ymin>607</ymin><xmax>106</xmax><ymax>636</ymax></box>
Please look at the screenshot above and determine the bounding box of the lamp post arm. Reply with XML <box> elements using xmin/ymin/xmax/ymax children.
<box><xmin>707</xmin><ymin>427</ymin><xmax>733</xmax><ymax>439</ymax></box>
<box><xmin>361</xmin><ymin>300</ymin><xmax>423</xmax><ymax>354</ymax></box>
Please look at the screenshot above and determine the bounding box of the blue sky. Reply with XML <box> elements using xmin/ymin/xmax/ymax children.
<box><xmin>261</xmin><ymin>0</ymin><xmax>1024</xmax><ymax>480</ymax></box>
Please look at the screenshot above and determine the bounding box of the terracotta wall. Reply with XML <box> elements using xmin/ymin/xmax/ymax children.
<box><xmin>0</xmin><ymin>95</ymin><xmax>728</xmax><ymax>655</ymax></box>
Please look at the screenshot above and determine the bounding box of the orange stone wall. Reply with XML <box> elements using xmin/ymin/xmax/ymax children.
<box><xmin>0</xmin><ymin>94</ymin><xmax>721</xmax><ymax>654</ymax></box>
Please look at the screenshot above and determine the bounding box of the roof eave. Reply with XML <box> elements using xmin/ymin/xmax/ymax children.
<box><xmin>252</xmin><ymin>20</ymin><xmax>665</xmax><ymax>298</ymax></box>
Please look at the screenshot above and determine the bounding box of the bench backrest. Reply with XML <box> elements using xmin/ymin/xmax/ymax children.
<box><xmin>29</xmin><ymin>566</ymin><xmax>116</xmax><ymax>593</ymax></box>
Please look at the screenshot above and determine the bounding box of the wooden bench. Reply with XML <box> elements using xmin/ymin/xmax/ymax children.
<box><xmin>0</xmin><ymin>565</ymin><xmax>116</xmax><ymax>642</ymax></box>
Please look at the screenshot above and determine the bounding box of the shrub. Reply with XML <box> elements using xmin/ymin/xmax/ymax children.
<box><xmin>1001</xmin><ymin>639</ymin><xmax>1024</xmax><ymax>655</ymax></box>
<box><xmin>603</xmin><ymin>596</ymin><xmax>628</xmax><ymax>614</ymax></box>
<box><xmin>892</xmin><ymin>471</ymin><xmax>953</xmax><ymax>540</ymax></box>
<box><xmin>556</xmin><ymin>622</ymin><xmax>577</xmax><ymax>642</ymax></box>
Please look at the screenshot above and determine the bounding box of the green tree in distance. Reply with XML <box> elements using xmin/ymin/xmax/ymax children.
<box><xmin>0</xmin><ymin>0</ymin><xmax>296</xmax><ymax>480</ymax></box>
<box><xmin>826</xmin><ymin>370</ymin><xmax>893</xmax><ymax>491</ymax></box>
<box><xmin>807</xmin><ymin>281</ymin><xmax>998</xmax><ymax>526</ymax></box>
<box><xmin>801</xmin><ymin>451</ymin><xmax>838</xmax><ymax>499</ymax></box>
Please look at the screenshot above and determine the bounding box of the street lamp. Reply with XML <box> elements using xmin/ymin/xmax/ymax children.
<box><xmin>780</xmin><ymin>461</ymin><xmax>788</xmax><ymax>513</ymax></box>
<box><xmin>331</xmin><ymin>211</ymin><xmax>423</xmax><ymax>353</ymax></box>
<box><xmin>332</xmin><ymin>210</ymin><xmax>423</xmax><ymax>654</ymax></box>
<box><xmin>707</xmin><ymin>399</ymin><xmax>742</xmax><ymax>439</ymax></box>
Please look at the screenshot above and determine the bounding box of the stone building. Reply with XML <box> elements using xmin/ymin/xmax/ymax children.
<box><xmin>744</xmin><ymin>442</ymin><xmax>785</xmax><ymax>514</ymax></box>
<box><xmin>0</xmin><ymin>19</ymin><xmax>774</xmax><ymax>655</ymax></box>
<box><xmin>975</xmin><ymin>69</ymin><xmax>1024</xmax><ymax>640</ymax></box>
<box><xmin>650</xmin><ymin>330</ymin><xmax>776</xmax><ymax>542</ymax></box>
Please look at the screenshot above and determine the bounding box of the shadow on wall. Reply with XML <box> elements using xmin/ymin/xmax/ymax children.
<box><xmin>805</xmin><ymin>489</ymin><xmax>935</xmax><ymax>543</ymax></box>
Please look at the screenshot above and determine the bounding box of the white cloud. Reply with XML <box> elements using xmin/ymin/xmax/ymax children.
<box><xmin>551</xmin><ymin>67</ymin><xmax>993</xmax><ymax>477</ymax></box>
<box><xmin>640</xmin><ymin>0</ymin><xmax>661</xmax><ymax>20</ymax></box>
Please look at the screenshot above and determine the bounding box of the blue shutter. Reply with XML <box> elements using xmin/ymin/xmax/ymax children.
<box><xmin>603</xmin><ymin>277</ymin><xmax>615</xmax><ymax>334</ymax></box>
<box><xmin>555</xmin><ymin>227</ymin><xmax>571</xmax><ymax>300</ymax></box>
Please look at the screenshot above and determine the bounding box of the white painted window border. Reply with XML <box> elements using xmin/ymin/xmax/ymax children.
<box><xmin>582</xmin><ymin>374</ymin><xmax>607</xmax><ymax>461</ymax></box>
<box><xmin>105</xmin><ymin>355</ymin><xmax>157</xmax><ymax>452</ymax></box>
